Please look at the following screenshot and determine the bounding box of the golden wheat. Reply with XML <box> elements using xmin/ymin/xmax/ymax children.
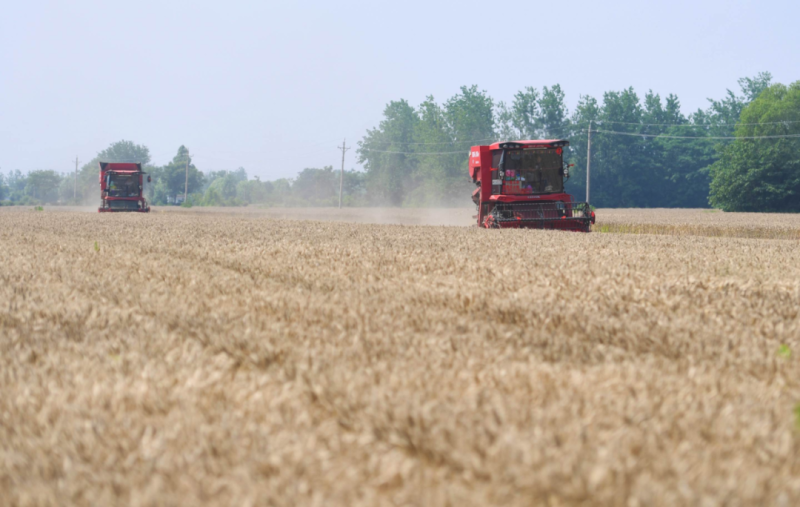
<box><xmin>1</xmin><ymin>207</ymin><xmax>800</xmax><ymax>506</ymax></box>
<box><xmin>597</xmin><ymin>208</ymin><xmax>800</xmax><ymax>239</ymax></box>
<box><xmin>154</xmin><ymin>206</ymin><xmax>800</xmax><ymax>239</ymax></box>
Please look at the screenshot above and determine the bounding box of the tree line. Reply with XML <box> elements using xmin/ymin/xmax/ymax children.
<box><xmin>358</xmin><ymin>72</ymin><xmax>800</xmax><ymax>211</ymax></box>
<box><xmin>0</xmin><ymin>142</ymin><xmax>367</xmax><ymax>208</ymax></box>
<box><xmin>3</xmin><ymin>72</ymin><xmax>798</xmax><ymax>211</ymax></box>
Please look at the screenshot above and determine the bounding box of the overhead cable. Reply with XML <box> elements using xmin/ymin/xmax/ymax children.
<box><xmin>358</xmin><ymin>148</ymin><xmax>468</xmax><ymax>155</ymax></box>
<box><xmin>362</xmin><ymin>138</ymin><xmax>496</xmax><ymax>146</ymax></box>
<box><xmin>587</xmin><ymin>129</ymin><xmax>800</xmax><ymax>140</ymax></box>
<box><xmin>361</xmin><ymin>130</ymin><xmax>800</xmax><ymax>154</ymax></box>
<box><xmin>354</xmin><ymin>120</ymin><xmax>799</xmax><ymax>149</ymax></box>
<box><xmin>594</xmin><ymin>119</ymin><xmax>800</xmax><ymax>127</ymax></box>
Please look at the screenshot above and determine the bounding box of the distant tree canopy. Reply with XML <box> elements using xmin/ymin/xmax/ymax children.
<box><xmin>356</xmin><ymin>72</ymin><xmax>800</xmax><ymax>210</ymax></box>
<box><xmin>25</xmin><ymin>170</ymin><xmax>62</xmax><ymax>202</ymax></box>
<box><xmin>96</xmin><ymin>140</ymin><xmax>152</xmax><ymax>165</ymax></box>
<box><xmin>709</xmin><ymin>81</ymin><xmax>800</xmax><ymax>211</ymax></box>
<box><xmin>358</xmin><ymin>86</ymin><xmax>496</xmax><ymax>206</ymax></box>
<box><xmin>148</xmin><ymin>146</ymin><xmax>204</xmax><ymax>203</ymax></box>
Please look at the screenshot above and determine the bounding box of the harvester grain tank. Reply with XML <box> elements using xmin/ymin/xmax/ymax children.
<box><xmin>98</xmin><ymin>162</ymin><xmax>151</xmax><ymax>212</ymax></box>
<box><xmin>469</xmin><ymin>140</ymin><xmax>595</xmax><ymax>231</ymax></box>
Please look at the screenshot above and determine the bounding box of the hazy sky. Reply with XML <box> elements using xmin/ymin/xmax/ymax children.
<box><xmin>1</xmin><ymin>0</ymin><xmax>798</xmax><ymax>180</ymax></box>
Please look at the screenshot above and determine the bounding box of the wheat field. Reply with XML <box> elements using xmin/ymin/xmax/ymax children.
<box><xmin>2</xmin><ymin>207</ymin><xmax>800</xmax><ymax>506</ymax></box>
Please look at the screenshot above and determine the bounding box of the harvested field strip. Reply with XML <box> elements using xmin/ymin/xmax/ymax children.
<box><xmin>594</xmin><ymin>221</ymin><xmax>800</xmax><ymax>239</ymax></box>
<box><xmin>595</xmin><ymin>208</ymin><xmax>800</xmax><ymax>239</ymax></box>
<box><xmin>1</xmin><ymin>208</ymin><xmax>800</xmax><ymax>506</ymax></box>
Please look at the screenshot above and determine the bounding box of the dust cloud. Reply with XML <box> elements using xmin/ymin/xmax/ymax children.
<box><xmin>153</xmin><ymin>206</ymin><xmax>477</xmax><ymax>227</ymax></box>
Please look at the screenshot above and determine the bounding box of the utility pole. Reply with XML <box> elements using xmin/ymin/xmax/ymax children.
<box><xmin>184</xmin><ymin>152</ymin><xmax>190</xmax><ymax>203</ymax></box>
<box><xmin>74</xmin><ymin>156</ymin><xmax>79</xmax><ymax>202</ymax></box>
<box><xmin>337</xmin><ymin>139</ymin><xmax>350</xmax><ymax>208</ymax></box>
<box><xmin>586</xmin><ymin>121</ymin><xmax>592</xmax><ymax>203</ymax></box>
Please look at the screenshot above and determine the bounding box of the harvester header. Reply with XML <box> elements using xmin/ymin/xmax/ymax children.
<box><xmin>469</xmin><ymin>139</ymin><xmax>595</xmax><ymax>231</ymax></box>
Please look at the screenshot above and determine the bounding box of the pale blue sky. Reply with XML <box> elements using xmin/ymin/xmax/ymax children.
<box><xmin>1</xmin><ymin>0</ymin><xmax>797</xmax><ymax>179</ymax></box>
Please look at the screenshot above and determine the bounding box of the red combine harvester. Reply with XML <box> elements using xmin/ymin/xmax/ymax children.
<box><xmin>469</xmin><ymin>140</ymin><xmax>595</xmax><ymax>231</ymax></box>
<box><xmin>98</xmin><ymin>162</ymin><xmax>151</xmax><ymax>213</ymax></box>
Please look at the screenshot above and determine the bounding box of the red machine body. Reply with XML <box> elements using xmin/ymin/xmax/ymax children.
<box><xmin>469</xmin><ymin>139</ymin><xmax>595</xmax><ymax>231</ymax></box>
<box><xmin>98</xmin><ymin>162</ymin><xmax>150</xmax><ymax>213</ymax></box>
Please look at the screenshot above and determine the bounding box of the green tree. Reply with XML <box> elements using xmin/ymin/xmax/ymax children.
<box><xmin>651</xmin><ymin>94</ymin><xmax>716</xmax><ymax>208</ymax></box>
<box><xmin>706</xmin><ymin>72</ymin><xmax>773</xmax><ymax>128</ymax></box>
<box><xmin>202</xmin><ymin>168</ymin><xmax>248</xmax><ymax>204</ymax></box>
<box><xmin>354</xmin><ymin>73</ymin><xmax>777</xmax><ymax>209</ymax></box>
<box><xmin>236</xmin><ymin>177</ymin><xmax>273</xmax><ymax>205</ymax></box>
<box><xmin>565</xmin><ymin>95</ymin><xmax>600</xmax><ymax>200</ymax></box>
<box><xmin>494</xmin><ymin>101</ymin><xmax>517</xmax><ymax>141</ymax></box>
<box><xmin>58</xmin><ymin>173</ymin><xmax>78</xmax><ymax>203</ymax></box>
<box><xmin>408</xmin><ymin>96</ymin><xmax>454</xmax><ymax>205</ymax></box>
<box><xmin>150</xmin><ymin>177</ymin><xmax>169</xmax><ymax>205</ymax></box>
<box><xmin>358</xmin><ymin>99</ymin><xmax>419</xmax><ymax>206</ymax></box>
<box><xmin>152</xmin><ymin>146</ymin><xmax>204</xmax><ymax>202</ymax></box>
<box><xmin>97</xmin><ymin>140</ymin><xmax>151</xmax><ymax>164</ymax></box>
<box><xmin>75</xmin><ymin>161</ymin><xmax>101</xmax><ymax>204</ymax></box>
<box><xmin>206</xmin><ymin>176</ymin><xmax>239</xmax><ymax>202</ymax></box>
<box><xmin>25</xmin><ymin>170</ymin><xmax>62</xmax><ymax>203</ymax></box>
<box><xmin>205</xmin><ymin>168</ymin><xmax>247</xmax><ymax>190</ymax></box>
<box><xmin>567</xmin><ymin>88</ymin><xmax>714</xmax><ymax>208</ymax></box>
<box><xmin>511</xmin><ymin>86</ymin><xmax>540</xmax><ymax>139</ymax></box>
<box><xmin>538</xmin><ymin>85</ymin><xmax>570</xmax><ymax>139</ymax></box>
<box><xmin>434</xmin><ymin>85</ymin><xmax>494</xmax><ymax>205</ymax></box>
<box><xmin>4</xmin><ymin>171</ymin><xmax>28</xmax><ymax>202</ymax></box>
<box><xmin>291</xmin><ymin>166</ymin><xmax>339</xmax><ymax>205</ymax></box>
<box><xmin>445</xmin><ymin>85</ymin><xmax>495</xmax><ymax>145</ymax></box>
<box><xmin>709</xmin><ymin>81</ymin><xmax>800</xmax><ymax>211</ymax></box>
<box><xmin>270</xmin><ymin>179</ymin><xmax>292</xmax><ymax>205</ymax></box>
<box><xmin>592</xmin><ymin>87</ymin><xmax>646</xmax><ymax>207</ymax></box>
<box><xmin>341</xmin><ymin>169</ymin><xmax>367</xmax><ymax>206</ymax></box>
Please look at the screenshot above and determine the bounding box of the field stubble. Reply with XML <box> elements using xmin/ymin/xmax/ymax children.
<box><xmin>1</xmin><ymin>207</ymin><xmax>800</xmax><ymax>506</ymax></box>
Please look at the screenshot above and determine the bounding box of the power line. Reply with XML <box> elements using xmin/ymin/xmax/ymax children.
<box><xmin>360</xmin><ymin>130</ymin><xmax>800</xmax><ymax>155</ymax></box>
<box><xmin>587</xmin><ymin>129</ymin><xmax>800</xmax><ymax>140</ymax></box>
<box><xmin>593</xmin><ymin>119</ymin><xmax>800</xmax><ymax>127</ymax></box>
<box><xmin>358</xmin><ymin>148</ymin><xmax>469</xmax><ymax>155</ymax></box>
<box><xmin>355</xmin><ymin>120</ymin><xmax>799</xmax><ymax>151</ymax></box>
<box><xmin>362</xmin><ymin>137</ymin><xmax>496</xmax><ymax>146</ymax></box>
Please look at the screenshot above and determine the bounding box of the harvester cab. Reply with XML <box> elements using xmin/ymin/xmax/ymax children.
<box><xmin>469</xmin><ymin>140</ymin><xmax>595</xmax><ymax>231</ymax></box>
<box><xmin>98</xmin><ymin>162</ymin><xmax>151</xmax><ymax>212</ymax></box>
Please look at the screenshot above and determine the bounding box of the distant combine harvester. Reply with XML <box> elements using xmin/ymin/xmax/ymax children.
<box><xmin>98</xmin><ymin>162</ymin><xmax>151</xmax><ymax>213</ymax></box>
<box><xmin>469</xmin><ymin>139</ymin><xmax>595</xmax><ymax>231</ymax></box>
